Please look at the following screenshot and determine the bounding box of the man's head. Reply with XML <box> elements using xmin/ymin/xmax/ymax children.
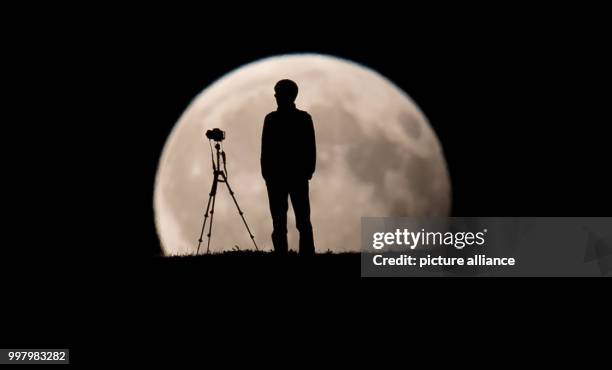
<box><xmin>274</xmin><ymin>79</ymin><xmax>298</xmax><ymax>107</ymax></box>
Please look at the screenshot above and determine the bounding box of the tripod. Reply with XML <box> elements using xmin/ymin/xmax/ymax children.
<box><xmin>196</xmin><ymin>141</ymin><xmax>259</xmax><ymax>254</ymax></box>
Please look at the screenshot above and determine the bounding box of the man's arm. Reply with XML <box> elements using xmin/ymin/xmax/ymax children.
<box><xmin>261</xmin><ymin>114</ymin><xmax>271</xmax><ymax>181</ymax></box>
<box><xmin>305</xmin><ymin>113</ymin><xmax>316</xmax><ymax>179</ymax></box>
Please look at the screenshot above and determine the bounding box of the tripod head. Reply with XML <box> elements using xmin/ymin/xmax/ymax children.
<box><xmin>209</xmin><ymin>141</ymin><xmax>227</xmax><ymax>176</ymax></box>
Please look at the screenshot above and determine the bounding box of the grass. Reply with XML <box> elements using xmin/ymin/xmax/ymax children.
<box><xmin>152</xmin><ymin>249</ymin><xmax>361</xmax><ymax>276</ymax></box>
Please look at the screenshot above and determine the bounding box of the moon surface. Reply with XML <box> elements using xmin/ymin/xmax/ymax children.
<box><xmin>154</xmin><ymin>54</ymin><xmax>451</xmax><ymax>255</ymax></box>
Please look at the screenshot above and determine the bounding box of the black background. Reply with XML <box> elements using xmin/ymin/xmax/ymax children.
<box><xmin>2</xmin><ymin>4</ymin><xmax>610</xmax><ymax>360</ymax></box>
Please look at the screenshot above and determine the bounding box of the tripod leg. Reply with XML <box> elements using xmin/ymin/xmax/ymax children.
<box><xmin>221</xmin><ymin>173</ymin><xmax>259</xmax><ymax>251</ymax></box>
<box><xmin>196</xmin><ymin>192</ymin><xmax>214</xmax><ymax>255</ymax></box>
<box><xmin>205</xmin><ymin>178</ymin><xmax>219</xmax><ymax>254</ymax></box>
<box><xmin>197</xmin><ymin>172</ymin><xmax>220</xmax><ymax>255</ymax></box>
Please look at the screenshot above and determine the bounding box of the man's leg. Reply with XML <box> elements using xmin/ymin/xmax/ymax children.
<box><xmin>266</xmin><ymin>180</ymin><xmax>289</xmax><ymax>254</ymax></box>
<box><xmin>290</xmin><ymin>179</ymin><xmax>315</xmax><ymax>255</ymax></box>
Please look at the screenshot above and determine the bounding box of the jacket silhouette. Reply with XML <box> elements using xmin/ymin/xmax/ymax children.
<box><xmin>261</xmin><ymin>79</ymin><xmax>316</xmax><ymax>255</ymax></box>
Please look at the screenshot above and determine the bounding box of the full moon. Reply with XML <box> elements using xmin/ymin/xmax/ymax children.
<box><xmin>154</xmin><ymin>54</ymin><xmax>451</xmax><ymax>255</ymax></box>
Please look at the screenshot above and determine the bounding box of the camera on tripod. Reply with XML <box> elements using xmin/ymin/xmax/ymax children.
<box><xmin>196</xmin><ymin>127</ymin><xmax>258</xmax><ymax>254</ymax></box>
<box><xmin>205</xmin><ymin>128</ymin><xmax>225</xmax><ymax>142</ymax></box>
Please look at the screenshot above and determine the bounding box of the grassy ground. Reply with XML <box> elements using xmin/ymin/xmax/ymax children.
<box><xmin>151</xmin><ymin>250</ymin><xmax>361</xmax><ymax>276</ymax></box>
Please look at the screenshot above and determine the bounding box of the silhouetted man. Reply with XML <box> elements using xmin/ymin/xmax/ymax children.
<box><xmin>261</xmin><ymin>79</ymin><xmax>316</xmax><ymax>255</ymax></box>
